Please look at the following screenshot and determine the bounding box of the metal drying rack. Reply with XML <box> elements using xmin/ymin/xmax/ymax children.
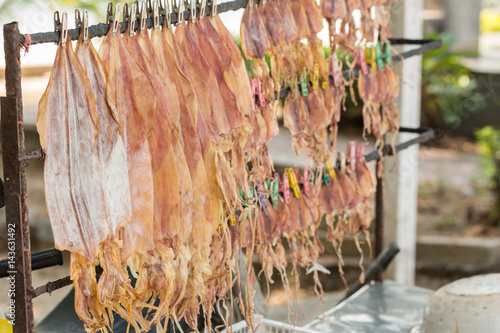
<box><xmin>1</xmin><ymin>0</ymin><xmax>441</xmax><ymax>331</ymax></box>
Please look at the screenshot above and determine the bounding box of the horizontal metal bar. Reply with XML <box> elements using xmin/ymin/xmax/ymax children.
<box><xmin>389</xmin><ymin>38</ymin><xmax>438</xmax><ymax>45</ymax></box>
<box><xmin>338</xmin><ymin>241</ymin><xmax>400</xmax><ymax>303</ymax></box>
<box><xmin>0</xmin><ymin>248</ymin><xmax>63</xmax><ymax>278</ymax></box>
<box><xmin>34</xmin><ymin>265</ymin><xmax>103</xmax><ymax>298</ymax></box>
<box><xmin>364</xmin><ymin>128</ymin><xmax>435</xmax><ymax>163</ymax></box>
<box><xmin>18</xmin><ymin>149</ymin><xmax>44</xmax><ymax>162</ymax></box>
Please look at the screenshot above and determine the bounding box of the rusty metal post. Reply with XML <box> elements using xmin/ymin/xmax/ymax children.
<box><xmin>2</xmin><ymin>22</ymin><xmax>35</xmax><ymax>332</ymax></box>
<box><xmin>374</xmin><ymin>159</ymin><xmax>385</xmax><ymax>282</ymax></box>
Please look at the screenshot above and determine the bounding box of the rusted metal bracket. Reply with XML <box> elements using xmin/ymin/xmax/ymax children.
<box><xmin>2</xmin><ymin>22</ymin><xmax>35</xmax><ymax>333</ymax></box>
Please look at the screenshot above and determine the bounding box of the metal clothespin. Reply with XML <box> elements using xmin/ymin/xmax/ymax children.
<box><xmin>200</xmin><ymin>0</ymin><xmax>207</xmax><ymax>19</ymax></box>
<box><xmin>139</xmin><ymin>1</ymin><xmax>148</xmax><ymax>32</ymax></box>
<box><xmin>211</xmin><ymin>0</ymin><xmax>217</xmax><ymax>17</ymax></box>
<box><xmin>190</xmin><ymin>0</ymin><xmax>196</xmax><ymax>22</ymax></box>
<box><xmin>152</xmin><ymin>0</ymin><xmax>160</xmax><ymax>29</ymax></box>
<box><xmin>178</xmin><ymin>0</ymin><xmax>185</xmax><ymax>24</ymax></box>
<box><xmin>164</xmin><ymin>0</ymin><xmax>172</xmax><ymax>27</ymax></box>
<box><xmin>56</xmin><ymin>11</ymin><xmax>68</xmax><ymax>46</ymax></box>
<box><xmin>285</xmin><ymin>168</ymin><xmax>301</xmax><ymax>198</ymax></box>
<box><xmin>75</xmin><ymin>9</ymin><xmax>89</xmax><ymax>42</ymax></box>
<box><xmin>123</xmin><ymin>3</ymin><xmax>137</xmax><ymax>36</ymax></box>
<box><xmin>107</xmin><ymin>3</ymin><xmax>121</xmax><ymax>36</ymax></box>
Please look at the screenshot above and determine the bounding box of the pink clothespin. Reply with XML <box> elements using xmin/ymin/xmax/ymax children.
<box><xmin>257</xmin><ymin>76</ymin><xmax>266</xmax><ymax>107</ymax></box>
<box><xmin>250</xmin><ymin>76</ymin><xmax>256</xmax><ymax>100</ymax></box>
<box><xmin>274</xmin><ymin>172</ymin><xmax>290</xmax><ymax>203</ymax></box>
<box><xmin>358</xmin><ymin>47</ymin><xmax>369</xmax><ymax>76</ymax></box>
<box><xmin>293</xmin><ymin>166</ymin><xmax>310</xmax><ymax>196</ymax></box>
<box><xmin>347</xmin><ymin>141</ymin><xmax>358</xmax><ymax>171</ymax></box>
<box><xmin>358</xmin><ymin>142</ymin><xmax>365</xmax><ymax>162</ymax></box>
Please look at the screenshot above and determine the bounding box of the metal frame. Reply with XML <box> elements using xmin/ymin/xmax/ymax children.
<box><xmin>1</xmin><ymin>2</ymin><xmax>441</xmax><ymax>330</ymax></box>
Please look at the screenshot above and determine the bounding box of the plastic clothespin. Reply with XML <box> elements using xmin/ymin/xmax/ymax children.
<box><xmin>338</xmin><ymin>152</ymin><xmax>346</xmax><ymax>173</ymax></box>
<box><xmin>294</xmin><ymin>166</ymin><xmax>310</xmax><ymax>196</ymax></box>
<box><xmin>376</xmin><ymin>41</ymin><xmax>385</xmax><ymax>71</ymax></box>
<box><xmin>250</xmin><ymin>76</ymin><xmax>256</xmax><ymax>100</ymax></box>
<box><xmin>331</xmin><ymin>53</ymin><xmax>342</xmax><ymax>87</ymax></box>
<box><xmin>269</xmin><ymin>179</ymin><xmax>279</xmax><ymax>209</ymax></box>
<box><xmin>347</xmin><ymin>141</ymin><xmax>358</xmax><ymax>171</ymax></box>
<box><xmin>312</xmin><ymin>63</ymin><xmax>320</xmax><ymax>90</ymax></box>
<box><xmin>300</xmin><ymin>71</ymin><xmax>308</xmax><ymax>96</ymax></box>
<box><xmin>275</xmin><ymin>172</ymin><xmax>290</xmax><ymax>204</ymax></box>
<box><xmin>321</xmin><ymin>75</ymin><xmax>328</xmax><ymax>89</ymax></box>
<box><xmin>370</xmin><ymin>46</ymin><xmax>377</xmax><ymax>73</ymax></box>
<box><xmin>358</xmin><ymin>142</ymin><xmax>365</xmax><ymax>162</ymax></box>
<box><xmin>229</xmin><ymin>215</ymin><xmax>236</xmax><ymax>226</ymax></box>
<box><xmin>322</xmin><ymin>169</ymin><xmax>330</xmax><ymax>186</ymax></box>
<box><xmin>384</xmin><ymin>40</ymin><xmax>392</xmax><ymax>67</ymax></box>
<box><xmin>257</xmin><ymin>76</ymin><xmax>266</xmax><ymax>107</ymax></box>
<box><xmin>358</xmin><ymin>47</ymin><xmax>368</xmax><ymax>75</ymax></box>
<box><xmin>239</xmin><ymin>186</ymin><xmax>254</xmax><ymax>218</ymax></box>
<box><xmin>325</xmin><ymin>156</ymin><xmax>337</xmax><ymax>180</ymax></box>
<box><xmin>255</xmin><ymin>180</ymin><xmax>268</xmax><ymax>212</ymax></box>
<box><xmin>285</xmin><ymin>168</ymin><xmax>301</xmax><ymax>198</ymax></box>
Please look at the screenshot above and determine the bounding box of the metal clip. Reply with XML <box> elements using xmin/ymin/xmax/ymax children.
<box><xmin>200</xmin><ymin>0</ymin><xmax>207</xmax><ymax>19</ymax></box>
<box><xmin>178</xmin><ymin>0</ymin><xmax>185</xmax><ymax>24</ymax></box>
<box><xmin>384</xmin><ymin>41</ymin><xmax>392</xmax><ymax>67</ymax></box>
<box><xmin>211</xmin><ymin>0</ymin><xmax>217</xmax><ymax>17</ymax></box>
<box><xmin>190</xmin><ymin>0</ymin><xmax>196</xmax><ymax>22</ymax></box>
<box><xmin>75</xmin><ymin>9</ymin><xmax>89</xmax><ymax>42</ymax></box>
<box><xmin>286</xmin><ymin>168</ymin><xmax>301</xmax><ymax>198</ymax></box>
<box><xmin>358</xmin><ymin>47</ymin><xmax>368</xmax><ymax>75</ymax></box>
<box><xmin>312</xmin><ymin>63</ymin><xmax>319</xmax><ymax>90</ymax></box>
<box><xmin>376</xmin><ymin>41</ymin><xmax>385</xmax><ymax>71</ymax></box>
<box><xmin>257</xmin><ymin>76</ymin><xmax>266</xmax><ymax>107</ymax></box>
<box><xmin>300</xmin><ymin>71</ymin><xmax>308</xmax><ymax>96</ymax></box>
<box><xmin>139</xmin><ymin>1</ymin><xmax>148</xmax><ymax>32</ymax></box>
<box><xmin>109</xmin><ymin>3</ymin><xmax>121</xmax><ymax>36</ymax></box>
<box><xmin>152</xmin><ymin>0</ymin><xmax>160</xmax><ymax>29</ymax></box>
<box><xmin>54</xmin><ymin>11</ymin><xmax>61</xmax><ymax>35</ymax></box>
<box><xmin>59</xmin><ymin>12</ymin><xmax>68</xmax><ymax>46</ymax></box>
<box><xmin>126</xmin><ymin>4</ymin><xmax>137</xmax><ymax>36</ymax></box>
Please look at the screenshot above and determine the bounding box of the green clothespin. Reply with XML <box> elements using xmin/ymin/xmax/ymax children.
<box><xmin>300</xmin><ymin>71</ymin><xmax>308</xmax><ymax>96</ymax></box>
<box><xmin>266</xmin><ymin>179</ymin><xmax>279</xmax><ymax>209</ymax></box>
<box><xmin>376</xmin><ymin>41</ymin><xmax>385</xmax><ymax>71</ymax></box>
<box><xmin>322</xmin><ymin>170</ymin><xmax>330</xmax><ymax>186</ymax></box>
<box><xmin>385</xmin><ymin>40</ymin><xmax>392</xmax><ymax>67</ymax></box>
<box><xmin>239</xmin><ymin>187</ymin><xmax>254</xmax><ymax>218</ymax></box>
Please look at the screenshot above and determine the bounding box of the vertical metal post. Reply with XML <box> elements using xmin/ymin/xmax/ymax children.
<box><xmin>2</xmin><ymin>22</ymin><xmax>34</xmax><ymax>332</ymax></box>
<box><xmin>374</xmin><ymin>159</ymin><xmax>385</xmax><ymax>282</ymax></box>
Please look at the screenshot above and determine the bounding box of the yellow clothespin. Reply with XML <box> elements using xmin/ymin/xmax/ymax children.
<box><xmin>325</xmin><ymin>155</ymin><xmax>337</xmax><ymax>180</ymax></box>
<box><xmin>371</xmin><ymin>46</ymin><xmax>377</xmax><ymax>73</ymax></box>
<box><xmin>312</xmin><ymin>63</ymin><xmax>320</xmax><ymax>90</ymax></box>
<box><xmin>285</xmin><ymin>168</ymin><xmax>301</xmax><ymax>198</ymax></box>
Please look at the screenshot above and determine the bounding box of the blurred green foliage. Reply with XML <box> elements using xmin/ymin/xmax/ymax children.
<box><xmin>475</xmin><ymin>126</ymin><xmax>500</xmax><ymax>217</ymax></box>
<box><xmin>421</xmin><ymin>34</ymin><xmax>487</xmax><ymax>129</ymax></box>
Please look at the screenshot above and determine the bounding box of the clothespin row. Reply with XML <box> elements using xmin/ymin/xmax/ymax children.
<box><xmin>359</xmin><ymin>41</ymin><xmax>393</xmax><ymax>74</ymax></box>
